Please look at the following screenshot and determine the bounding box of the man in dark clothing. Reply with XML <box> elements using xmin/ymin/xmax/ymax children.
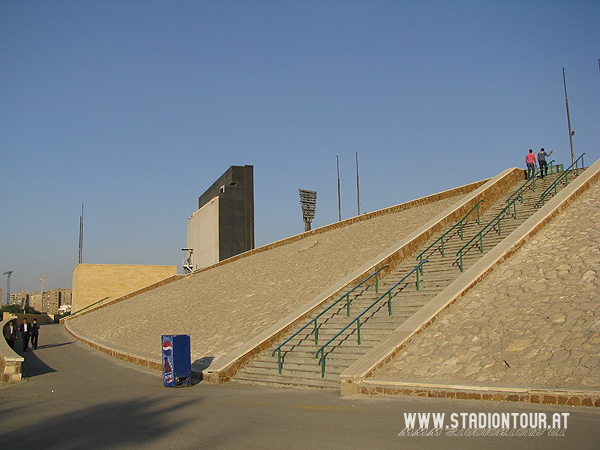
<box><xmin>538</xmin><ymin>148</ymin><xmax>554</xmax><ymax>179</ymax></box>
<box><xmin>3</xmin><ymin>320</ymin><xmax>18</xmax><ymax>349</ymax></box>
<box><xmin>31</xmin><ymin>318</ymin><xmax>40</xmax><ymax>350</ymax></box>
<box><xmin>19</xmin><ymin>318</ymin><xmax>31</xmax><ymax>352</ymax></box>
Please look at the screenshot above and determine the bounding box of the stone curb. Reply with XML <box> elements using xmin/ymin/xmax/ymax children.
<box><xmin>358</xmin><ymin>380</ymin><xmax>600</xmax><ymax>407</ymax></box>
<box><xmin>340</xmin><ymin>157</ymin><xmax>600</xmax><ymax>401</ymax></box>
<box><xmin>204</xmin><ymin>168</ymin><xmax>523</xmax><ymax>383</ymax></box>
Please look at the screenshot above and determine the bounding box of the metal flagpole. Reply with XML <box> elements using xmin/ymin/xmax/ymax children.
<box><xmin>78</xmin><ymin>203</ymin><xmax>84</xmax><ymax>264</ymax></box>
<box><xmin>355</xmin><ymin>151</ymin><xmax>361</xmax><ymax>216</ymax></box>
<box><xmin>337</xmin><ymin>155</ymin><xmax>342</xmax><ymax>221</ymax></box>
<box><xmin>563</xmin><ymin>68</ymin><xmax>575</xmax><ymax>165</ymax></box>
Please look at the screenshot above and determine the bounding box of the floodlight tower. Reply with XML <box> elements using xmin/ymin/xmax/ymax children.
<box><xmin>299</xmin><ymin>189</ymin><xmax>317</xmax><ymax>232</ymax></box>
<box><xmin>3</xmin><ymin>270</ymin><xmax>14</xmax><ymax>305</ymax></box>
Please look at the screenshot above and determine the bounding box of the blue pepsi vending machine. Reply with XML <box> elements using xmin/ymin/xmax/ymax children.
<box><xmin>162</xmin><ymin>335</ymin><xmax>191</xmax><ymax>387</ymax></box>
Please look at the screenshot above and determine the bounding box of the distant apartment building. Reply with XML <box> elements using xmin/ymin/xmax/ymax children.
<box><xmin>10</xmin><ymin>292</ymin><xmax>28</xmax><ymax>308</ymax></box>
<box><xmin>28</xmin><ymin>292</ymin><xmax>42</xmax><ymax>311</ymax></box>
<box><xmin>41</xmin><ymin>288</ymin><xmax>72</xmax><ymax>315</ymax></box>
<box><xmin>61</xmin><ymin>289</ymin><xmax>72</xmax><ymax>307</ymax></box>
<box><xmin>10</xmin><ymin>288</ymin><xmax>73</xmax><ymax>315</ymax></box>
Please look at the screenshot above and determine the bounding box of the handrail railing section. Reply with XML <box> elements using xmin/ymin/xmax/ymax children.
<box><xmin>315</xmin><ymin>260</ymin><xmax>428</xmax><ymax>377</ymax></box>
<box><xmin>505</xmin><ymin>160</ymin><xmax>556</xmax><ymax>206</ymax></box>
<box><xmin>416</xmin><ymin>199</ymin><xmax>484</xmax><ymax>269</ymax></box>
<box><xmin>455</xmin><ymin>195</ymin><xmax>521</xmax><ymax>272</ymax></box>
<box><xmin>272</xmin><ymin>265</ymin><xmax>389</xmax><ymax>374</ymax></box>
<box><xmin>71</xmin><ymin>297</ymin><xmax>110</xmax><ymax>316</ymax></box>
<box><xmin>539</xmin><ymin>154</ymin><xmax>585</xmax><ymax>206</ymax></box>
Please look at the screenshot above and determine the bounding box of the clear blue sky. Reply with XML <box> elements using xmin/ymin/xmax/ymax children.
<box><xmin>1</xmin><ymin>0</ymin><xmax>599</xmax><ymax>296</ymax></box>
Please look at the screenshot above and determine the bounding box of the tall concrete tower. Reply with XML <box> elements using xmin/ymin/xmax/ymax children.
<box><xmin>186</xmin><ymin>165</ymin><xmax>254</xmax><ymax>271</ymax></box>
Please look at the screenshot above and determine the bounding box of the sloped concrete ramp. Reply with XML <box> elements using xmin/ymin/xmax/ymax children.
<box><xmin>64</xmin><ymin>179</ymin><xmax>484</xmax><ymax>371</ymax></box>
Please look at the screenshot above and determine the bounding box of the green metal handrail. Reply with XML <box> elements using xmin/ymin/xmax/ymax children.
<box><xmin>272</xmin><ymin>265</ymin><xmax>389</xmax><ymax>374</ymax></box>
<box><xmin>540</xmin><ymin>154</ymin><xmax>585</xmax><ymax>206</ymax></box>
<box><xmin>71</xmin><ymin>297</ymin><xmax>110</xmax><ymax>316</ymax></box>
<box><xmin>416</xmin><ymin>199</ymin><xmax>484</xmax><ymax>268</ymax></box>
<box><xmin>315</xmin><ymin>260</ymin><xmax>428</xmax><ymax>377</ymax></box>
<box><xmin>456</xmin><ymin>195</ymin><xmax>521</xmax><ymax>272</ymax></box>
<box><xmin>506</xmin><ymin>160</ymin><xmax>556</xmax><ymax>207</ymax></box>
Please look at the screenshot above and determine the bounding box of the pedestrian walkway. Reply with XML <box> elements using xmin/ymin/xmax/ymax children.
<box><xmin>1</xmin><ymin>324</ymin><xmax>599</xmax><ymax>450</ymax></box>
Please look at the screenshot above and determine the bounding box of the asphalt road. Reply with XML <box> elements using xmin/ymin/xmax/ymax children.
<box><xmin>1</xmin><ymin>324</ymin><xmax>599</xmax><ymax>450</ymax></box>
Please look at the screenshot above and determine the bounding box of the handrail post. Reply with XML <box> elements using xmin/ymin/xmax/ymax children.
<box><xmin>459</xmin><ymin>250</ymin><xmax>463</xmax><ymax>272</ymax></box>
<box><xmin>419</xmin><ymin>255</ymin><xmax>423</xmax><ymax>275</ymax></box>
<box><xmin>416</xmin><ymin>267</ymin><xmax>420</xmax><ymax>290</ymax></box>
<box><xmin>375</xmin><ymin>272</ymin><xmax>379</xmax><ymax>293</ymax></box>
<box><xmin>388</xmin><ymin>292</ymin><xmax>392</xmax><ymax>316</ymax></box>
<box><xmin>320</xmin><ymin>349</ymin><xmax>325</xmax><ymax>378</ymax></box>
<box><xmin>441</xmin><ymin>236</ymin><xmax>445</xmax><ymax>256</ymax></box>
<box><xmin>277</xmin><ymin>348</ymin><xmax>282</xmax><ymax>375</ymax></box>
<box><xmin>346</xmin><ymin>293</ymin><xmax>350</xmax><ymax>317</ymax></box>
<box><xmin>480</xmin><ymin>231</ymin><xmax>484</xmax><ymax>251</ymax></box>
<box><xmin>314</xmin><ymin>320</ymin><xmax>319</xmax><ymax>344</ymax></box>
<box><xmin>357</xmin><ymin>319</ymin><xmax>361</xmax><ymax>346</ymax></box>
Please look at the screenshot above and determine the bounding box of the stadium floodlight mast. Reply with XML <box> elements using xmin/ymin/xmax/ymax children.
<box><xmin>299</xmin><ymin>189</ymin><xmax>317</xmax><ymax>232</ymax></box>
<box><xmin>3</xmin><ymin>270</ymin><xmax>13</xmax><ymax>305</ymax></box>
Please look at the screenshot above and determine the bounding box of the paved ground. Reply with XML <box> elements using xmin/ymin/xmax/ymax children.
<box><xmin>372</xmin><ymin>179</ymin><xmax>600</xmax><ymax>390</ymax></box>
<box><xmin>67</xmin><ymin>193</ymin><xmax>466</xmax><ymax>363</ymax></box>
<box><xmin>1</xmin><ymin>324</ymin><xmax>599</xmax><ymax>449</ymax></box>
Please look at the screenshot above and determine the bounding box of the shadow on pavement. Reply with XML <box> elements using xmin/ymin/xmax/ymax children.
<box><xmin>14</xmin><ymin>338</ymin><xmax>57</xmax><ymax>378</ymax></box>
<box><xmin>0</xmin><ymin>396</ymin><xmax>197</xmax><ymax>449</ymax></box>
<box><xmin>35</xmin><ymin>342</ymin><xmax>75</xmax><ymax>350</ymax></box>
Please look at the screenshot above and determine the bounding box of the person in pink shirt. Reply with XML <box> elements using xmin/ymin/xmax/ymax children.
<box><xmin>525</xmin><ymin>149</ymin><xmax>537</xmax><ymax>179</ymax></box>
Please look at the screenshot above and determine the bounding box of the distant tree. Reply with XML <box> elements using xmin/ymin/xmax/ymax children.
<box><xmin>1</xmin><ymin>304</ymin><xmax>41</xmax><ymax>315</ymax></box>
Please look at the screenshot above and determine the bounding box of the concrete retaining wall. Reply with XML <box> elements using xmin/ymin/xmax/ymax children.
<box><xmin>72</xmin><ymin>264</ymin><xmax>178</xmax><ymax>313</ymax></box>
<box><xmin>0</xmin><ymin>319</ymin><xmax>24</xmax><ymax>385</ymax></box>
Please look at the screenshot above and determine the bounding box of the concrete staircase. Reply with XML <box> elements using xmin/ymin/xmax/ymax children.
<box><xmin>233</xmin><ymin>169</ymin><xmax>584</xmax><ymax>389</ymax></box>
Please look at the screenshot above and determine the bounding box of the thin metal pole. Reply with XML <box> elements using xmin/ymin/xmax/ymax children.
<box><xmin>355</xmin><ymin>151</ymin><xmax>360</xmax><ymax>215</ymax></box>
<box><xmin>563</xmin><ymin>68</ymin><xmax>575</xmax><ymax>165</ymax></box>
<box><xmin>337</xmin><ymin>155</ymin><xmax>341</xmax><ymax>221</ymax></box>
<box><xmin>78</xmin><ymin>203</ymin><xmax>84</xmax><ymax>264</ymax></box>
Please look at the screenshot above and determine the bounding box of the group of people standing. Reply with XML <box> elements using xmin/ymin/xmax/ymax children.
<box><xmin>3</xmin><ymin>318</ymin><xmax>40</xmax><ymax>352</ymax></box>
<box><xmin>526</xmin><ymin>148</ymin><xmax>554</xmax><ymax>180</ymax></box>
